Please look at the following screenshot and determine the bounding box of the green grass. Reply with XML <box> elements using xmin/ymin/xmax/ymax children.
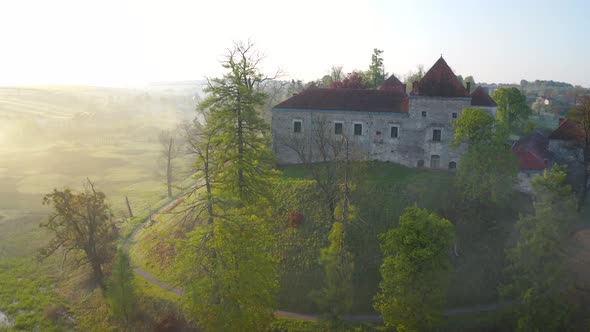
<box><xmin>529</xmin><ymin>113</ymin><xmax>559</xmax><ymax>132</ymax></box>
<box><xmin>0</xmin><ymin>259</ymin><xmax>68</xmax><ymax>331</ymax></box>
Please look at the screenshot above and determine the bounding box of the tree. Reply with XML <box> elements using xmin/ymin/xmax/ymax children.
<box><xmin>330</xmin><ymin>71</ymin><xmax>368</xmax><ymax>89</ymax></box>
<box><xmin>159</xmin><ymin>130</ymin><xmax>180</xmax><ymax>198</ymax></box>
<box><xmin>314</xmin><ymin>221</ymin><xmax>354</xmax><ymax>322</ymax></box>
<box><xmin>374</xmin><ymin>207</ymin><xmax>455</xmax><ymax>332</ymax></box>
<box><xmin>178</xmin><ymin>41</ymin><xmax>279</xmax><ymax>331</ymax></box>
<box><xmin>403</xmin><ymin>64</ymin><xmax>425</xmax><ymax>94</ymax></box>
<box><xmin>180</xmin><ymin>116</ymin><xmax>222</xmax><ymax>227</ymax></box>
<box><xmin>39</xmin><ymin>180</ymin><xmax>117</xmax><ymax>289</ymax></box>
<box><xmin>567</xmin><ymin>95</ymin><xmax>590</xmax><ymax>210</ymax></box>
<box><xmin>198</xmin><ymin>40</ymin><xmax>276</xmax><ymax>204</ymax></box>
<box><xmin>277</xmin><ymin>115</ymin><xmax>342</xmax><ymax>220</ymax></box>
<box><xmin>492</xmin><ymin>87</ymin><xmax>531</xmax><ymax>132</ymax></box>
<box><xmin>502</xmin><ymin>165</ymin><xmax>580</xmax><ymax>331</ymax></box>
<box><xmin>366</xmin><ymin>48</ymin><xmax>386</xmax><ymax>89</ymax></box>
<box><xmin>180</xmin><ymin>208</ymin><xmax>278</xmax><ymax>332</ymax></box>
<box><xmin>452</xmin><ymin>108</ymin><xmax>518</xmax><ymax>206</ymax></box>
<box><xmin>107</xmin><ymin>250</ymin><xmax>137</xmax><ymax>325</ymax></box>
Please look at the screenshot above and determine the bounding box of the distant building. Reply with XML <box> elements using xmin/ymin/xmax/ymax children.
<box><xmin>512</xmin><ymin>131</ymin><xmax>551</xmax><ymax>192</ymax></box>
<box><xmin>271</xmin><ymin>57</ymin><xmax>497</xmax><ymax>169</ymax></box>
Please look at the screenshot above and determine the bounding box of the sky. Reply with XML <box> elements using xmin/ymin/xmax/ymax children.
<box><xmin>1</xmin><ymin>0</ymin><xmax>589</xmax><ymax>87</ymax></box>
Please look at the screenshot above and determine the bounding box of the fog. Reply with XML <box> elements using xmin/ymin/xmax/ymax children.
<box><xmin>0</xmin><ymin>83</ymin><xmax>203</xmax><ymax>258</ymax></box>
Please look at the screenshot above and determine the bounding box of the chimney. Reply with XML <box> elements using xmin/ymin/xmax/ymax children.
<box><xmin>466</xmin><ymin>82</ymin><xmax>471</xmax><ymax>94</ymax></box>
<box><xmin>412</xmin><ymin>81</ymin><xmax>418</xmax><ymax>95</ymax></box>
<box><xmin>402</xmin><ymin>84</ymin><xmax>407</xmax><ymax>94</ymax></box>
<box><xmin>559</xmin><ymin>118</ymin><xmax>565</xmax><ymax>126</ymax></box>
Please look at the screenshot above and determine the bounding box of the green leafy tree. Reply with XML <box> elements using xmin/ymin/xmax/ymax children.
<box><xmin>366</xmin><ymin>48</ymin><xmax>386</xmax><ymax>89</ymax></box>
<box><xmin>566</xmin><ymin>95</ymin><xmax>590</xmax><ymax>210</ymax></box>
<box><xmin>492</xmin><ymin>87</ymin><xmax>531</xmax><ymax>132</ymax></box>
<box><xmin>502</xmin><ymin>165</ymin><xmax>579</xmax><ymax>331</ymax></box>
<box><xmin>39</xmin><ymin>179</ymin><xmax>117</xmax><ymax>289</ymax></box>
<box><xmin>107</xmin><ymin>250</ymin><xmax>137</xmax><ymax>325</ymax></box>
<box><xmin>452</xmin><ymin>108</ymin><xmax>518</xmax><ymax>206</ymax></box>
<box><xmin>178</xmin><ymin>41</ymin><xmax>279</xmax><ymax>331</ymax></box>
<box><xmin>181</xmin><ymin>209</ymin><xmax>278</xmax><ymax>332</ymax></box>
<box><xmin>314</xmin><ymin>221</ymin><xmax>354</xmax><ymax>321</ymax></box>
<box><xmin>374</xmin><ymin>207</ymin><xmax>455</xmax><ymax>332</ymax></box>
<box><xmin>199</xmin><ymin>40</ymin><xmax>276</xmax><ymax>205</ymax></box>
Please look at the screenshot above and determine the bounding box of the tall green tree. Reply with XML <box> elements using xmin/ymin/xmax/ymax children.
<box><xmin>492</xmin><ymin>87</ymin><xmax>531</xmax><ymax>132</ymax></box>
<box><xmin>178</xmin><ymin>41</ymin><xmax>279</xmax><ymax>332</ymax></box>
<box><xmin>181</xmin><ymin>208</ymin><xmax>278</xmax><ymax>332</ymax></box>
<box><xmin>199</xmin><ymin>40</ymin><xmax>275</xmax><ymax>205</ymax></box>
<box><xmin>314</xmin><ymin>221</ymin><xmax>355</xmax><ymax>321</ymax></box>
<box><xmin>107</xmin><ymin>250</ymin><xmax>137</xmax><ymax>325</ymax></box>
<box><xmin>452</xmin><ymin>108</ymin><xmax>518</xmax><ymax>206</ymax></box>
<box><xmin>366</xmin><ymin>48</ymin><xmax>386</xmax><ymax>89</ymax></box>
<box><xmin>374</xmin><ymin>207</ymin><xmax>455</xmax><ymax>332</ymax></box>
<box><xmin>502</xmin><ymin>165</ymin><xmax>580</xmax><ymax>331</ymax></box>
<box><xmin>39</xmin><ymin>179</ymin><xmax>117</xmax><ymax>289</ymax></box>
<box><xmin>566</xmin><ymin>95</ymin><xmax>590</xmax><ymax>210</ymax></box>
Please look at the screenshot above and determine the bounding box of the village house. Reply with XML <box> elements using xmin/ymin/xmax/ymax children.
<box><xmin>271</xmin><ymin>57</ymin><xmax>497</xmax><ymax>168</ymax></box>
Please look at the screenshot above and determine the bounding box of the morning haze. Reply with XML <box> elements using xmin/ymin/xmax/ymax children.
<box><xmin>1</xmin><ymin>1</ymin><xmax>590</xmax><ymax>331</ymax></box>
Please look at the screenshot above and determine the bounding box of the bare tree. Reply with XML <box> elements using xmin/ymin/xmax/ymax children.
<box><xmin>277</xmin><ymin>115</ymin><xmax>366</xmax><ymax>221</ymax></box>
<box><xmin>178</xmin><ymin>117</ymin><xmax>223</xmax><ymax>227</ymax></box>
<box><xmin>159</xmin><ymin>130</ymin><xmax>180</xmax><ymax>198</ymax></box>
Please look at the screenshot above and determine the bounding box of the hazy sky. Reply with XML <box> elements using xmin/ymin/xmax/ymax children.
<box><xmin>1</xmin><ymin>0</ymin><xmax>589</xmax><ymax>87</ymax></box>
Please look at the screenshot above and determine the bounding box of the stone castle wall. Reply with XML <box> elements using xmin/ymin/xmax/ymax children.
<box><xmin>272</xmin><ymin>96</ymin><xmax>470</xmax><ymax>169</ymax></box>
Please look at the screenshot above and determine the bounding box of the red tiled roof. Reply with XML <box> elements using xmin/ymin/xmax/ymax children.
<box><xmin>273</xmin><ymin>88</ymin><xmax>408</xmax><ymax>113</ymax></box>
<box><xmin>380</xmin><ymin>74</ymin><xmax>403</xmax><ymax>88</ymax></box>
<box><xmin>512</xmin><ymin>131</ymin><xmax>549</xmax><ymax>170</ymax></box>
<box><xmin>470</xmin><ymin>86</ymin><xmax>497</xmax><ymax>107</ymax></box>
<box><xmin>379</xmin><ymin>74</ymin><xmax>407</xmax><ymax>95</ymax></box>
<box><xmin>548</xmin><ymin>119</ymin><xmax>584</xmax><ymax>141</ymax></box>
<box><xmin>416</xmin><ymin>57</ymin><xmax>469</xmax><ymax>98</ymax></box>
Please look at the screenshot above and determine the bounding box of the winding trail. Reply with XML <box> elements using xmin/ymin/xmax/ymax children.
<box><xmin>128</xmin><ymin>195</ymin><xmax>512</xmax><ymax>323</ymax></box>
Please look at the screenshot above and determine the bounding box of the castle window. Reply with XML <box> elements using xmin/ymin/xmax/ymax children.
<box><xmin>390</xmin><ymin>126</ymin><xmax>399</xmax><ymax>138</ymax></box>
<box><xmin>421</xmin><ymin>111</ymin><xmax>427</xmax><ymax>117</ymax></box>
<box><xmin>293</xmin><ymin>120</ymin><xmax>302</xmax><ymax>133</ymax></box>
<box><xmin>354</xmin><ymin>123</ymin><xmax>363</xmax><ymax>136</ymax></box>
<box><xmin>334</xmin><ymin>122</ymin><xmax>343</xmax><ymax>135</ymax></box>
<box><xmin>417</xmin><ymin>160</ymin><xmax>424</xmax><ymax>168</ymax></box>
<box><xmin>432</xmin><ymin>129</ymin><xmax>441</xmax><ymax>142</ymax></box>
<box><xmin>448</xmin><ymin>161</ymin><xmax>456</xmax><ymax>170</ymax></box>
<box><xmin>430</xmin><ymin>155</ymin><xmax>440</xmax><ymax>168</ymax></box>
<box><xmin>452</xmin><ymin>112</ymin><xmax>458</xmax><ymax>119</ymax></box>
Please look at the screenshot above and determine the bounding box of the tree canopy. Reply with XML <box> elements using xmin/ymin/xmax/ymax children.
<box><xmin>452</xmin><ymin>108</ymin><xmax>518</xmax><ymax>206</ymax></box>
<box><xmin>503</xmin><ymin>165</ymin><xmax>580</xmax><ymax>331</ymax></box>
<box><xmin>374</xmin><ymin>207</ymin><xmax>454</xmax><ymax>332</ymax></box>
<box><xmin>39</xmin><ymin>180</ymin><xmax>117</xmax><ymax>289</ymax></box>
<box><xmin>492</xmin><ymin>87</ymin><xmax>531</xmax><ymax>132</ymax></box>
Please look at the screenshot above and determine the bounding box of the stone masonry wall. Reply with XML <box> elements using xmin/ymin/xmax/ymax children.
<box><xmin>271</xmin><ymin>96</ymin><xmax>471</xmax><ymax>169</ymax></box>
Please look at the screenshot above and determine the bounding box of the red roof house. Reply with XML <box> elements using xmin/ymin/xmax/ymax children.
<box><xmin>512</xmin><ymin>131</ymin><xmax>550</xmax><ymax>170</ymax></box>
<box><xmin>548</xmin><ymin>119</ymin><xmax>584</xmax><ymax>142</ymax></box>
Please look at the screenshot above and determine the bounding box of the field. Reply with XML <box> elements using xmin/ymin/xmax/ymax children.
<box><xmin>0</xmin><ymin>85</ymin><xmax>198</xmax><ymax>330</ymax></box>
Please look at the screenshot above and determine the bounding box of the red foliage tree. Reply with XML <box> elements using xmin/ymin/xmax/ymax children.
<box><xmin>330</xmin><ymin>72</ymin><xmax>367</xmax><ymax>89</ymax></box>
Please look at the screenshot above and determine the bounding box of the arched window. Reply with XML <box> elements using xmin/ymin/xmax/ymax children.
<box><xmin>430</xmin><ymin>155</ymin><xmax>440</xmax><ymax>168</ymax></box>
<box><xmin>448</xmin><ymin>161</ymin><xmax>457</xmax><ymax>170</ymax></box>
<box><xmin>417</xmin><ymin>160</ymin><xmax>424</xmax><ymax>168</ymax></box>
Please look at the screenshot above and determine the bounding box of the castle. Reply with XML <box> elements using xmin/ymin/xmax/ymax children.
<box><xmin>271</xmin><ymin>57</ymin><xmax>497</xmax><ymax>168</ymax></box>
